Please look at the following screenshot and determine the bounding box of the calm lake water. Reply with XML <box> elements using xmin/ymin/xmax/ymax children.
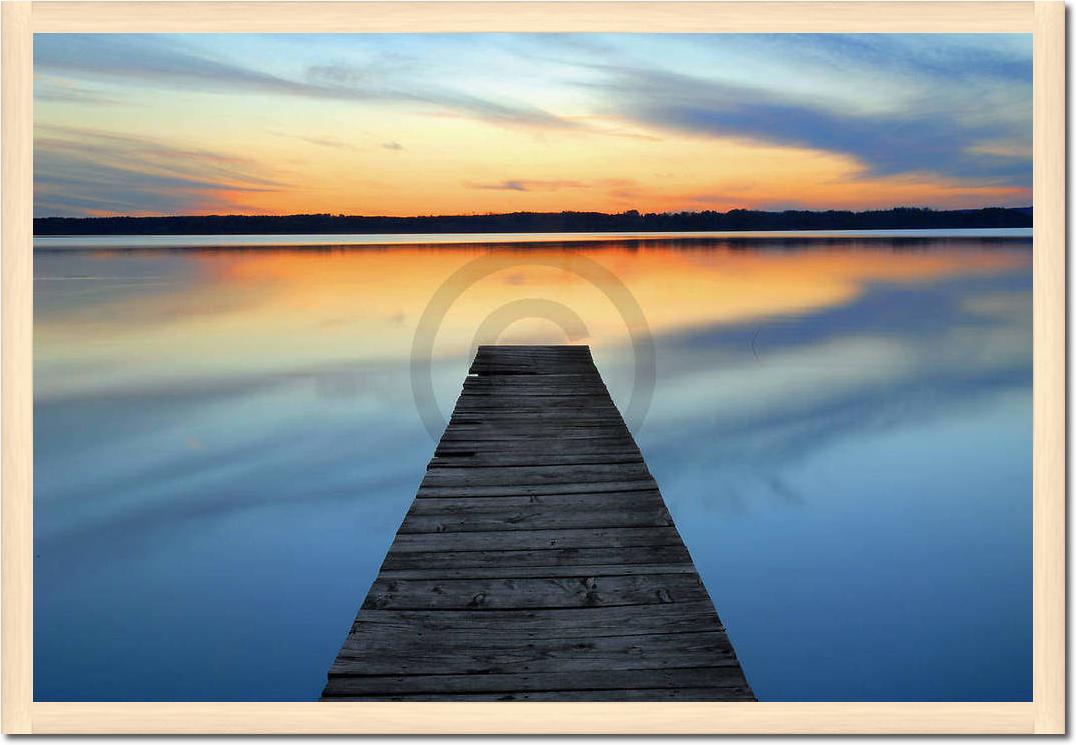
<box><xmin>34</xmin><ymin>231</ymin><xmax>1032</xmax><ymax>701</ymax></box>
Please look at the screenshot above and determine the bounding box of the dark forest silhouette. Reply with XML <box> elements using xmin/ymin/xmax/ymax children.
<box><xmin>35</xmin><ymin>206</ymin><xmax>1032</xmax><ymax>236</ymax></box>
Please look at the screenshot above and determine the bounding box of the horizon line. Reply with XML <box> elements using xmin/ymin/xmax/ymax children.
<box><xmin>35</xmin><ymin>205</ymin><xmax>1033</xmax><ymax>222</ymax></box>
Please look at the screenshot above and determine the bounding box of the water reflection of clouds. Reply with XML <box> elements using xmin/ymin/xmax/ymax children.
<box><xmin>33</xmin><ymin>240</ymin><xmax>1032</xmax><ymax>701</ymax></box>
<box><xmin>36</xmin><ymin>365</ymin><xmax>427</xmax><ymax>543</ymax></box>
<box><xmin>638</xmin><ymin>268</ymin><xmax>1030</xmax><ymax>516</ymax></box>
<box><xmin>35</xmin><ymin>246</ymin><xmax>1031</xmax><ymax>544</ymax></box>
<box><xmin>34</xmin><ymin>243</ymin><xmax>1028</xmax><ymax>403</ymax></box>
<box><xmin>623</xmin><ymin>262</ymin><xmax>1031</xmax><ymax>702</ymax></box>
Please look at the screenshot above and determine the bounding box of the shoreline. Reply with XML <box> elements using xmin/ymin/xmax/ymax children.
<box><xmin>34</xmin><ymin>227</ymin><xmax>1034</xmax><ymax>251</ymax></box>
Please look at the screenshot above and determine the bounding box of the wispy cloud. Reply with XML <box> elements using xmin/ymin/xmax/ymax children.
<box><xmin>34</xmin><ymin>77</ymin><xmax>123</xmax><ymax>106</ymax></box>
<box><xmin>34</xmin><ymin>126</ymin><xmax>286</xmax><ymax>217</ymax></box>
<box><xmin>465</xmin><ymin>178</ymin><xmax>636</xmax><ymax>192</ymax></box>
<box><xmin>311</xmin><ymin>60</ymin><xmax>578</xmax><ymax>130</ymax></box>
<box><xmin>589</xmin><ymin>65</ymin><xmax>1030</xmax><ymax>186</ymax></box>
<box><xmin>32</xmin><ymin>33</ymin><xmax>1033</xmax><ymax>215</ymax></box>
<box><xmin>35</xmin><ymin>35</ymin><xmax>579</xmax><ymax>131</ymax></box>
<box><xmin>465</xmin><ymin>179</ymin><xmax>586</xmax><ymax>192</ymax></box>
<box><xmin>746</xmin><ymin>33</ymin><xmax>1032</xmax><ymax>84</ymax></box>
<box><xmin>266</xmin><ymin>129</ymin><xmax>362</xmax><ymax>151</ymax></box>
<box><xmin>36</xmin><ymin>35</ymin><xmax>319</xmax><ymax>96</ymax></box>
<box><xmin>268</xmin><ymin>130</ymin><xmax>403</xmax><ymax>153</ymax></box>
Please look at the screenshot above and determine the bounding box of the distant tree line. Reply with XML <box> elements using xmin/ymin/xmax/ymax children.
<box><xmin>34</xmin><ymin>206</ymin><xmax>1032</xmax><ymax>235</ymax></box>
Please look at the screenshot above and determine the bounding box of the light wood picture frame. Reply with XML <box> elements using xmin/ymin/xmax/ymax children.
<box><xmin>2</xmin><ymin>0</ymin><xmax>1065</xmax><ymax>734</ymax></box>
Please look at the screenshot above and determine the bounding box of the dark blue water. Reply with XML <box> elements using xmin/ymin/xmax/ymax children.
<box><xmin>34</xmin><ymin>234</ymin><xmax>1032</xmax><ymax>701</ymax></box>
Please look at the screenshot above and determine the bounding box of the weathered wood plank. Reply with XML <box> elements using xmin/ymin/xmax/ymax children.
<box><xmin>415</xmin><ymin>480</ymin><xmax>663</xmax><ymax>499</ymax></box>
<box><xmin>321</xmin><ymin>346</ymin><xmax>753</xmax><ymax>702</ymax></box>
<box><xmin>324</xmin><ymin>666</ymin><xmax>751</xmax><ymax>697</ymax></box>
<box><xmin>435</xmin><ymin>438</ymin><xmax>637</xmax><ymax>453</ymax></box>
<box><xmin>325</xmin><ymin>686</ymin><xmax>754</xmax><ymax>701</ymax></box>
<box><xmin>361</xmin><ymin>573</ymin><xmax>707</xmax><ymax>611</ymax></box>
<box><xmin>428</xmin><ymin>452</ymin><xmax>645</xmax><ymax>468</ymax></box>
<box><xmin>439</xmin><ymin>429</ymin><xmax>632</xmax><ymax>441</ymax></box>
<box><xmin>347</xmin><ymin>602</ymin><xmax>726</xmax><ymax>636</ymax></box>
<box><xmin>445</xmin><ymin>419</ymin><xmax>627</xmax><ymax>427</ymax></box>
<box><xmin>460</xmin><ymin>387</ymin><xmax>613</xmax><ymax>397</ymax></box>
<box><xmin>389</xmin><ymin>526</ymin><xmax>685</xmax><ymax>553</ymax></box>
<box><xmin>398</xmin><ymin>506</ymin><xmax>672</xmax><ymax>533</ymax></box>
<box><xmin>379</xmin><ymin>544</ymin><xmax>694</xmax><ymax>571</ymax></box>
<box><xmin>448</xmin><ymin>415</ymin><xmax>626</xmax><ymax>424</ymax></box>
<box><xmin>421</xmin><ymin>463</ymin><xmax>653</xmax><ymax>487</ymax></box>
<box><xmin>409</xmin><ymin>491</ymin><xmax>665</xmax><ymax>513</ymax></box>
<box><xmin>455</xmin><ymin>397</ymin><xmax>617</xmax><ymax>408</ymax></box>
<box><xmin>332</xmin><ymin>631</ymin><xmax>738</xmax><ymax>676</ymax></box>
<box><xmin>378</xmin><ymin>563</ymin><xmax>697</xmax><ymax>580</ymax></box>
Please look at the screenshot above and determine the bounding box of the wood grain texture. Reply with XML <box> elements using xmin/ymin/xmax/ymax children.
<box><xmin>321</xmin><ymin>346</ymin><xmax>754</xmax><ymax>701</ymax></box>
<box><xmin>1</xmin><ymin>1</ymin><xmax>33</xmax><ymax>735</ymax></box>
<box><xmin>30</xmin><ymin>1</ymin><xmax>1035</xmax><ymax>32</ymax></box>
<box><xmin>1032</xmin><ymin>0</ymin><xmax>1066</xmax><ymax>735</ymax></box>
<box><xmin>25</xmin><ymin>702</ymin><xmax>1038</xmax><ymax>734</ymax></box>
<box><xmin>2</xmin><ymin>0</ymin><xmax>1061</xmax><ymax>734</ymax></box>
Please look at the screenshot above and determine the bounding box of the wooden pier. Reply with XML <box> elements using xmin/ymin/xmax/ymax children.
<box><xmin>321</xmin><ymin>345</ymin><xmax>754</xmax><ymax>701</ymax></box>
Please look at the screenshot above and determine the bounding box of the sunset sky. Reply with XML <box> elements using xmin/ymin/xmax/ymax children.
<box><xmin>34</xmin><ymin>33</ymin><xmax>1032</xmax><ymax>218</ymax></box>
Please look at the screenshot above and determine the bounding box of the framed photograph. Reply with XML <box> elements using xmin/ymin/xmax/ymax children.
<box><xmin>2</xmin><ymin>0</ymin><xmax>1065</xmax><ymax>734</ymax></box>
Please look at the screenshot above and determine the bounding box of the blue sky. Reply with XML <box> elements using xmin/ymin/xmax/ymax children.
<box><xmin>34</xmin><ymin>33</ymin><xmax>1032</xmax><ymax>216</ymax></box>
